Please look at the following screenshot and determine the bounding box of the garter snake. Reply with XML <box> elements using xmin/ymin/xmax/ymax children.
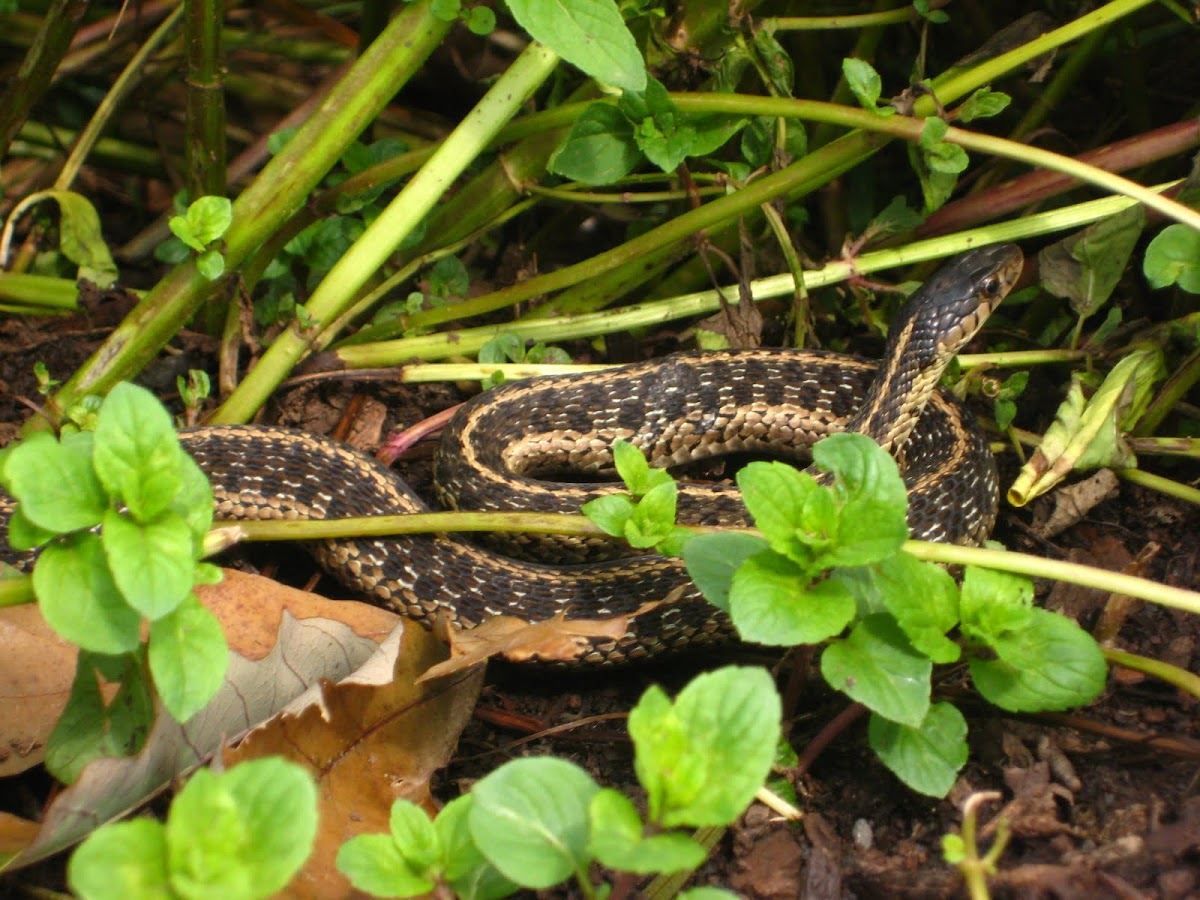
<box><xmin>4</xmin><ymin>244</ymin><xmax>1023</xmax><ymax>665</ymax></box>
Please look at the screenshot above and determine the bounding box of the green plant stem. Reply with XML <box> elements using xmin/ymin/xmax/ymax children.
<box><xmin>767</xmin><ymin>4</ymin><xmax>945</xmax><ymax>30</ymax></box>
<box><xmin>333</xmin><ymin>191</ymin><xmax>1140</xmax><ymax>366</ymax></box>
<box><xmin>209</xmin><ymin>41</ymin><xmax>562</xmax><ymax>425</ymax></box>
<box><xmin>399</xmin><ymin>129</ymin><xmax>888</xmax><ymax>331</ymax></box>
<box><xmin>16</xmin><ymin>121</ymin><xmax>167</xmax><ymax>174</ymax></box>
<box><xmin>957</xmin><ymin>349</ymin><xmax>1092</xmax><ymax>370</ymax></box>
<box><xmin>0</xmin><ymin>272</ymin><xmax>90</xmax><ymax>310</ymax></box>
<box><xmin>55</xmin><ymin>6</ymin><xmax>184</xmax><ymax>192</ymax></box>
<box><xmin>668</xmin><ymin>94</ymin><xmax>1200</xmax><ymax>233</ymax></box>
<box><xmin>1114</xmin><ymin>468</ymin><xmax>1200</xmax><ymax>505</ymax></box>
<box><xmin>47</xmin><ymin>0</ymin><xmax>452</xmax><ymax>417</ymax></box>
<box><xmin>0</xmin><ymin>0</ymin><xmax>89</xmax><ymax>154</ymax></box>
<box><xmin>210</xmin><ymin>511</ymin><xmax>1200</xmax><ymax>615</ymax></box>
<box><xmin>905</xmin><ymin>541</ymin><xmax>1200</xmax><ymax>616</ymax></box>
<box><xmin>1104</xmin><ymin>647</ymin><xmax>1200</xmax><ymax>699</ymax></box>
<box><xmin>924</xmin><ymin>0</ymin><xmax>1156</xmax><ymax>110</ymax></box>
<box><xmin>184</xmin><ymin>0</ymin><xmax>227</xmax><ymax>199</ymax></box>
<box><xmin>1127</xmin><ymin>436</ymin><xmax>1200</xmax><ymax>458</ymax></box>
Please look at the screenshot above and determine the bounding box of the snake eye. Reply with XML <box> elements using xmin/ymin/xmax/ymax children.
<box><xmin>980</xmin><ymin>274</ymin><xmax>1002</xmax><ymax>298</ymax></box>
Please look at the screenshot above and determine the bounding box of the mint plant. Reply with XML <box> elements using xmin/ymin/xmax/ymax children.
<box><xmin>0</xmin><ymin>382</ymin><xmax>225</xmax><ymax>781</ymax></box>
<box><xmin>550</xmin><ymin>76</ymin><xmax>745</xmax><ymax>185</ymax></box>
<box><xmin>584</xmin><ymin>433</ymin><xmax>1108</xmax><ymax>797</ymax></box>
<box><xmin>67</xmin><ymin>756</ymin><xmax>318</xmax><ymax>900</ymax></box>
<box><xmin>337</xmin><ymin>666</ymin><xmax>779</xmax><ymax>898</ymax></box>
<box><xmin>161</xmin><ymin>195</ymin><xmax>234</xmax><ymax>281</ymax></box>
<box><xmin>477</xmin><ymin>333</ymin><xmax>573</xmax><ymax>387</ymax></box>
<box><xmin>1143</xmin><ymin>223</ymin><xmax>1200</xmax><ymax>293</ymax></box>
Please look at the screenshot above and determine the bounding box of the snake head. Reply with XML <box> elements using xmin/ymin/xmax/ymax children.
<box><xmin>854</xmin><ymin>244</ymin><xmax>1024</xmax><ymax>452</ymax></box>
<box><xmin>902</xmin><ymin>243</ymin><xmax>1025</xmax><ymax>363</ymax></box>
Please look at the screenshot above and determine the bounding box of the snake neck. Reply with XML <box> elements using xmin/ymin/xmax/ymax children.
<box><xmin>845</xmin><ymin>315</ymin><xmax>945</xmax><ymax>454</ymax></box>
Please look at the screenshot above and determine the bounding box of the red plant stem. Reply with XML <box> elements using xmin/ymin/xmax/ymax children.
<box><xmin>917</xmin><ymin>119</ymin><xmax>1200</xmax><ymax>238</ymax></box>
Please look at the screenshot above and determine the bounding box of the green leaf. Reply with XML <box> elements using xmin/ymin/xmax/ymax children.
<box><xmin>549</xmin><ymin>103</ymin><xmax>641</xmax><ymax>185</ymax></box>
<box><xmin>3</xmin><ymin>431</ymin><xmax>107</xmax><ymax>532</ymax></box>
<box><xmin>185</xmin><ymin>196</ymin><xmax>234</xmax><ymax>246</ymax></box>
<box><xmin>438</xmin><ymin>796</ymin><xmax>521</xmax><ymax>900</ymax></box>
<box><xmin>629</xmin><ymin>666</ymin><xmax>780</xmax><ymax>829</ymax></box>
<box><xmin>588</xmin><ymin>788</ymin><xmax>706</xmax><ymax>874</ymax></box>
<box><xmin>507</xmin><ymin>0</ymin><xmax>646</xmax><ymax>92</ymax></box>
<box><xmin>428</xmin><ymin>255</ymin><xmax>470</xmax><ymax>299</ymax></box>
<box><xmin>736</xmin><ymin>461</ymin><xmax>826</xmax><ymax>568</ymax></box>
<box><xmin>751</xmin><ymin>26</ymin><xmax>794</xmax><ymax>95</ymax></box>
<box><xmin>969</xmin><ymin>607</ymin><xmax>1107</xmax><ymax>712</ymax></box>
<box><xmin>958</xmin><ymin>565</ymin><xmax>1033</xmax><ymax>639</ymax></box>
<box><xmin>390</xmin><ymin>799</ymin><xmax>442</xmax><ymax>875</ymax></box>
<box><xmin>68</xmin><ymin>818</ymin><xmax>170</xmax><ymax>900</ymax></box>
<box><xmin>148</xmin><ymin>595</ymin><xmax>228</xmax><ymax>722</ymax></box>
<box><xmin>812</xmin><ymin>433</ymin><xmax>909</xmax><ymax>567</ymax></box>
<box><xmin>94</xmin><ymin>383</ymin><xmax>186</xmax><ymax>522</ymax></box>
<box><xmin>682</xmin><ymin>531</ymin><xmax>769</xmax><ymax>611</ymax></box>
<box><xmin>678</xmin><ymin>889</ymin><xmax>741</xmax><ymax>900</ymax></box>
<box><xmin>36</xmin><ymin>534</ymin><xmax>141</xmax><ymax>654</ymax></box>
<box><xmin>1008</xmin><ymin>349</ymin><xmax>1164</xmax><ymax>504</ymax></box>
<box><xmin>624</xmin><ymin>480</ymin><xmax>677</xmax><ymax>548</ymax></box>
<box><xmin>867</xmin><ymin>702</ymin><xmax>968</xmax><ymax>797</ymax></box>
<box><xmin>842</xmin><ymin>58</ymin><xmax>886</xmax><ymax>112</ymax></box>
<box><xmin>956</xmin><ymin>88</ymin><xmax>1010</xmax><ymax>122</ymax></box>
<box><xmin>612</xmin><ymin>439</ymin><xmax>671</xmax><ymax>495</ymax></box>
<box><xmin>942</xmin><ymin>833</ymin><xmax>966</xmax><ymax>864</ymax></box>
<box><xmin>337</xmin><ymin>834</ymin><xmax>434</xmax><ymax>898</ymax></box>
<box><xmin>43</xmin><ymin>189</ymin><xmax>120</xmax><ymax>286</ymax></box>
<box><xmin>168</xmin><ymin>216</ymin><xmax>205</xmax><ymax>253</ymax></box>
<box><xmin>861</xmin><ymin>553</ymin><xmax>961</xmax><ymax>664</ymax></box>
<box><xmin>1039</xmin><ymin>204</ymin><xmax>1146</xmax><ymax>318</ymax></box>
<box><xmin>866</xmin><ymin>196</ymin><xmax>924</xmax><ymax>238</ymax></box>
<box><xmin>46</xmin><ymin>651</ymin><xmax>153</xmax><ymax>784</ymax></box>
<box><xmin>478</xmin><ymin>332</ymin><xmax>523</xmax><ymax>365</ymax></box>
<box><xmin>1144</xmin><ymin>223</ymin><xmax>1200</xmax><ymax>293</ymax></box>
<box><xmin>820</xmin><ymin>615</ymin><xmax>931</xmax><ymax>726</ymax></box>
<box><xmin>175</xmin><ymin>452</ymin><xmax>215</xmax><ymax>547</ymax></box>
<box><xmin>729</xmin><ymin>554</ymin><xmax>856</xmax><ymax>645</ymax></box>
<box><xmin>581</xmin><ymin>493</ymin><xmax>636</xmax><ymax>537</ymax></box>
<box><xmin>103</xmin><ymin>510</ymin><xmax>195</xmax><ymax>619</ymax></box>
<box><xmin>6</xmin><ymin>503</ymin><xmax>59</xmax><ymax>551</ymax></box>
<box><xmin>464</xmin><ymin>6</ymin><xmax>496</xmax><ymax>35</ymax></box>
<box><xmin>165</xmin><ymin>759</ymin><xmax>318</xmax><ymax>898</ymax></box>
<box><xmin>196</xmin><ymin>248</ymin><xmax>226</xmax><ymax>281</ymax></box>
<box><xmin>468</xmin><ymin>757</ymin><xmax>599</xmax><ymax>889</ymax></box>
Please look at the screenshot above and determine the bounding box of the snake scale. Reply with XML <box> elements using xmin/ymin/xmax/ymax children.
<box><xmin>4</xmin><ymin>244</ymin><xmax>1023</xmax><ymax>665</ymax></box>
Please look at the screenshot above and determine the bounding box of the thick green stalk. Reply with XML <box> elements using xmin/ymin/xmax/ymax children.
<box><xmin>402</xmin><ymin>129</ymin><xmax>888</xmax><ymax>330</ymax></box>
<box><xmin>48</xmin><ymin>0</ymin><xmax>452</xmax><ymax>415</ymax></box>
<box><xmin>0</xmin><ymin>0</ymin><xmax>89</xmax><ymax>154</ymax></box>
<box><xmin>210</xmin><ymin>41</ymin><xmax>562</xmax><ymax>424</ymax></box>
<box><xmin>185</xmin><ymin>0</ymin><xmax>227</xmax><ymax>199</ymax></box>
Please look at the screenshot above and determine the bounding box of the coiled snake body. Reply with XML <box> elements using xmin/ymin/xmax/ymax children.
<box><xmin>8</xmin><ymin>245</ymin><xmax>1024</xmax><ymax>665</ymax></box>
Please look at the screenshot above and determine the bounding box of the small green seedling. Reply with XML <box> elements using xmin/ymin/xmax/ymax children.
<box><xmin>68</xmin><ymin>757</ymin><xmax>318</xmax><ymax>900</ymax></box>
<box><xmin>338</xmin><ymin>665</ymin><xmax>780</xmax><ymax>897</ymax></box>
<box><xmin>165</xmin><ymin>196</ymin><xmax>234</xmax><ymax>281</ymax></box>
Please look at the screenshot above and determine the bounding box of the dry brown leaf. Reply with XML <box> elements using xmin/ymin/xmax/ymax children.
<box><xmin>226</xmin><ymin>619</ymin><xmax>484</xmax><ymax>898</ymax></box>
<box><xmin>0</xmin><ymin>569</ymin><xmax>398</xmax><ymax>778</ymax></box>
<box><xmin>421</xmin><ymin>608</ymin><xmax>638</xmax><ymax>679</ymax></box>
<box><xmin>5</xmin><ymin>571</ymin><xmax>403</xmax><ymax>870</ymax></box>
<box><xmin>0</xmin><ymin>604</ymin><xmax>86</xmax><ymax>777</ymax></box>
